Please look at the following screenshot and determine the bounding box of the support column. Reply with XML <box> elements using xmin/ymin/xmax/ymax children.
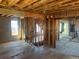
<box><xmin>45</xmin><ymin>16</ymin><xmax>57</xmax><ymax>48</ymax></box>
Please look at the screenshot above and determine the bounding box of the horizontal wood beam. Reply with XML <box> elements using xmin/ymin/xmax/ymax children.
<box><xmin>54</xmin><ymin>9</ymin><xmax>79</xmax><ymax>18</ymax></box>
<box><xmin>24</xmin><ymin>12</ymin><xmax>45</xmax><ymax>20</ymax></box>
<box><xmin>0</xmin><ymin>8</ymin><xmax>45</xmax><ymax>19</ymax></box>
<box><xmin>0</xmin><ymin>8</ymin><xmax>24</xmax><ymax>16</ymax></box>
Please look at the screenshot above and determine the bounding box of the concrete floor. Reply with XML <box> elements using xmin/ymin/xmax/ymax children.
<box><xmin>52</xmin><ymin>39</ymin><xmax>79</xmax><ymax>56</ymax></box>
<box><xmin>57</xmin><ymin>33</ymin><xmax>79</xmax><ymax>56</ymax></box>
<box><xmin>0</xmin><ymin>40</ymin><xmax>79</xmax><ymax>59</ymax></box>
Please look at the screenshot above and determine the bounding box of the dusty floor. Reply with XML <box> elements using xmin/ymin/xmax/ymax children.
<box><xmin>57</xmin><ymin>34</ymin><xmax>79</xmax><ymax>56</ymax></box>
<box><xmin>53</xmin><ymin>39</ymin><xmax>79</xmax><ymax>56</ymax></box>
<box><xmin>0</xmin><ymin>40</ymin><xmax>79</xmax><ymax>59</ymax></box>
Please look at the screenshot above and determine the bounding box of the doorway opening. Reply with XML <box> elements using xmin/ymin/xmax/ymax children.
<box><xmin>59</xmin><ymin>20</ymin><xmax>69</xmax><ymax>40</ymax></box>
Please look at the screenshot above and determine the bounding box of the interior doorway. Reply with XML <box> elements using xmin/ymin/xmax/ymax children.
<box><xmin>59</xmin><ymin>20</ymin><xmax>69</xmax><ymax>40</ymax></box>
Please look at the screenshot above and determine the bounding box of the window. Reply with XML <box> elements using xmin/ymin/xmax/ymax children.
<box><xmin>35</xmin><ymin>24</ymin><xmax>44</xmax><ymax>42</ymax></box>
<box><xmin>36</xmin><ymin>24</ymin><xmax>41</xmax><ymax>33</ymax></box>
<box><xmin>11</xmin><ymin>20</ymin><xmax>18</xmax><ymax>36</ymax></box>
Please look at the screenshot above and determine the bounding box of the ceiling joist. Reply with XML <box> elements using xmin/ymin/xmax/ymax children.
<box><xmin>0</xmin><ymin>0</ymin><xmax>79</xmax><ymax>18</ymax></box>
<box><xmin>7</xmin><ymin>0</ymin><xmax>20</xmax><ymax>7</ymax></box>
<box><xmin>15</xmin><ymin>0</ymin><xmax>38</xmax><ymax>9</ymax></box>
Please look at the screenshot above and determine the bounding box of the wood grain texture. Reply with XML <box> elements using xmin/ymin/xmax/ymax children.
<box><xmin>0</xmin><ymin>0</ymin><xmax>79</xmax><ymax>15</ymax></box>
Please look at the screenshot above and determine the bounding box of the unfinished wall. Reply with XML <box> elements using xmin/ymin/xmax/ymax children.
<box><xmin>75</xmin><ymin>19</ymin><xmax>79</xmax><ymax>38</ymax></box>
<box><xmin>64</xmin><ymin>18</ymin><xmax>79</xmax><ymax>39</ymax></box>
<box><xmin>0</xmin><ymin>16</ymin><xmax>20</xmax><ymax>43</ymax></box>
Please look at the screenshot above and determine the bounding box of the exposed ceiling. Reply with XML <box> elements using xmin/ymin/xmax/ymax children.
<box><xmin>0</xmin><ymin>0</ymin><xmax>79</xmax><ymax>15</ymax></box>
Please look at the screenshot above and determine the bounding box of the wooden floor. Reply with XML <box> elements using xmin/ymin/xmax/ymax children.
<box><xmin>0</xmin><ymin>40</ymin><xmax>79</xmax><ymax>59</ymax></box>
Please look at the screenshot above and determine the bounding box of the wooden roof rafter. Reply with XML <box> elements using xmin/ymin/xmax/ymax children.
<box><xmin>15</xmin><ymin>0</ymin><xmax>39</xmax><ymax>9</ymax></box>
<box><xmin>34</xmin><ymin>0</ymin><xmax>79</xmax><ymax>14</ymax></box>
<box><xmin>23</xmin><ymin>0</ymin><xmax>55</xmax><ymax>11</ymax></box>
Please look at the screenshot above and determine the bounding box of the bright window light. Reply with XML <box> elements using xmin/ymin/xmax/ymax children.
<box><xmin>36</xmin><ymin>24</ymin><xmax>41</xmax><ymax>32</ymax></box>
<box><xmin>11</xmin><ymin>20</ymin><xmax>18</xmax><ymax>36</ymax></box>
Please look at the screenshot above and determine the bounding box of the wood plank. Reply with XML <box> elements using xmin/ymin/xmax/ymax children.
<box><xmin>45</xmin><ymin>15</ymin><xmax>57</xmax><ymax>48</ymax></box>
<box><xmin>1</xmin><ymin>0</ymin><xmax>7</xmax><ymax>5</ymax></box>
<box><xmin>23</xmin><ymin>0</ymin><xmax>41</xmax><ymax>9</ymax></box>
<box><xmin>29</xmin><ymin>0</ymin><xmax>72</xmax><ymax>12</ymax></box>
<box><xmin>0</xmin><ymin>0</ymin><xmax>79</xmax><ymax>17</ymax></box>
<box><xmin>35</xmin><ymin>0</ymin><xmax>79</xmax><ymax>13</ymax></box>
<box><xmin>0</xmin><ymin>8</ymin><xmax>24</xmax><ymax>16</ymax></box>
<box><xmin>24</xmin><ymin>0</ymin><xmax>55</xmax><ymax>10</ymax></box>
<box><xmin>0</xmin><ymin>8</ymin><xmax>44</xmax><ymax>19</ymax></box>
<box><xmin>7</xmin><ymin>0</ymin><xmax>20</xmax><ymax>7</ymax></box>
<box><xmin>15</xmin><ymin>0</ymin><xmax>38</xmax><ymax>9</ymax></box>
<box><xmin>0</xmin><ymin>0</ymin><xmax>2</xmax><ymax>3</ymax></box>
<box><xmin>54</xmin><ymin>8</ymin><xmax>79</xmax><ymax>18</ymax></box>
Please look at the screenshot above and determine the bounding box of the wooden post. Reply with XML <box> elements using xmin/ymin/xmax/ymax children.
<box><xmin>45</xmin><ymin>15</ymin><xmax>57</xmax><ymax>48</ymax></box>
<box><xmin>51</xmin><ymin>18</ymin><xmax>56</xmax><ymax>48</ymax></box>
<box><xmin>44</xmin><ymin>17</ymin><xmax>49</xmax><ymax>45</ymax></box>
